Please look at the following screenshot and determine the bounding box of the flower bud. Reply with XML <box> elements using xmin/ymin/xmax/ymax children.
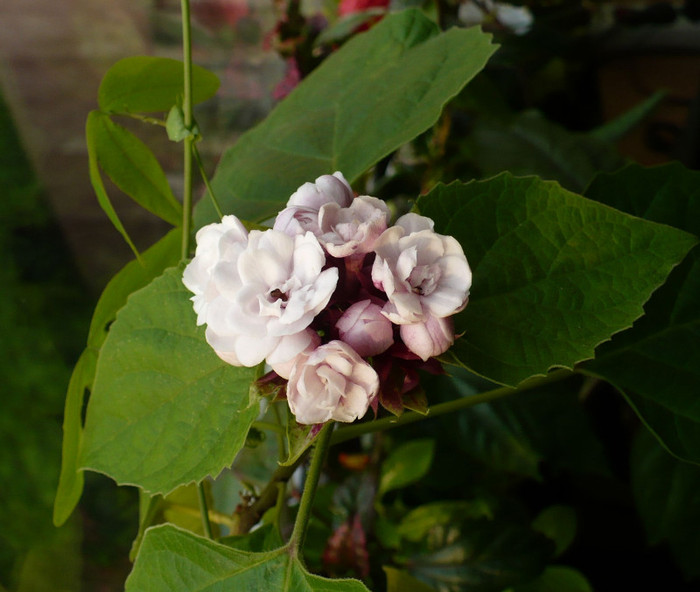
<box><xmin>400</xmin><ymin>315</ymin><xmax>455</xmax><ymax>361</ymax></box>
<box><xmin>336</xmin><ymin>300</ymin><xmax>393</xmax><ymax>357</ymax></box>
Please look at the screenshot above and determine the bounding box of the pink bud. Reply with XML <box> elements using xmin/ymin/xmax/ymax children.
<box><xmin>400</xmin><ymin>315</ymin><xmax>455</xmax><ymax>361</ymax></box>
<box><xmin>336</xmin><ymin>300</ymin><xmax>394</xmax><ymax>357</ymax></box>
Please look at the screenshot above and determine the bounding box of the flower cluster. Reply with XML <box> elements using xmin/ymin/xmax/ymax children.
<box><xmin>183</xmin><ymin>173</ymin><xmax>471</xmax><ymax>425</ymax></box>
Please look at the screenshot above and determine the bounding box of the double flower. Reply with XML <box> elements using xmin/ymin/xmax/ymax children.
<box><xmin>183</xmin><ymin>173</ymin><xmax>471</xmax><ymax>424</ymax></box>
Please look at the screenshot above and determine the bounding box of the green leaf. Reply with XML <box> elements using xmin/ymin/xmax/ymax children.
<box><xmin>467</xmin><ymin>110</ymin><xmax>623</xmax><ymax>193</ymax></box>
<box><xmin>399</xmin><ymin>518</ymin><xmax>553</xmax><ymax>592</ymax></box>
<box><xmin>582</xmin><ymin>162</ymin><xmax>700</xmax><ymax>462</ymax></box>
<box><xmin>126</xmin><ymin>524</ymin><xmax>370</xmax><ymax>591</ymax></box>
<box><xmin>384</xmin><ymin>566</ymin><xmax>437</xmax><ymax>592</ymax></box>
<box><xmin>631</xmin><ymin>429</ymin><xmax>700</xmax><ymax>579</ymax></box>
<box><xmin>52</xmin><ymin>349</ymin><xmax>97</xmax><ymax>527</ymax></box>
<box><xmin>87</xmin><ymin>228</ymin><xmax>182</xmax><ymax>350</ymax></box>
<box><xmin>531</xmin><ymin>506</ymin><xmax>577</xmax><ymax>557</ymax></box>
<box><xmin>511</xmin><ymin>566</ymin><xmax>593</xmax><ymax>592</ymax></box>
<box><xmin>379</xmin><ymin>439</ymin><xmax>435</xmax><ymax>498</ymax></box>
<box><xmin>54</xmin><ymin>231</ymin><xmax>180</xmax><ymax>526</ymax></box>
<box><xmin>98</xmin><ymin>56</ymin><xmax>220</xmax><ymax>114</ymax></box>
<box><xmin>195</xmin><ymin>9</ymin><xmax>496</xmax><ymax>225</ymax></box>
<box><xmin>417</xmin><ymin>173</ymin><xmax>698</xmax><ymax>386</ymax></box>
<box><xmin>86</xmin><ymin>110</ymin><xmax>141</xmax><ymax>260</ymax></box>
<box><xmin>397</xmin><ymin>500</ymin><xmax>493</xmax><ymax>543</ymax></box>
<box><xmin>589</xmin><ymin>90</ymin><xmax>665</xmax><ymax>143</ymax></box>
<box><xmin>446</xmin><ymin>372</ymin><xmax>609</xmax><ymax>479</ymax></box>
<box><xmin>88</xmin><ymin>111</ymin><xmax>182</xmax><ymax>225</ymax></box>
<box><xmin>80</xmin><ymin>267</ymin><xmax>258</xmax><ymax>495</ymax></box>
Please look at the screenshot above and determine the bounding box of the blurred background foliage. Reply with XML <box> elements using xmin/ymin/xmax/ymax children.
<box><xmin>1</xmin><ymin>0</ymin><xmax>700</xmax><ymax>590</ymax></box>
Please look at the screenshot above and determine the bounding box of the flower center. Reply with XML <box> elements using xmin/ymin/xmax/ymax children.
<box><xmin>409</xmin><ymin>264</ymin><xmax>441</xmax><ymax>296</ymax></box>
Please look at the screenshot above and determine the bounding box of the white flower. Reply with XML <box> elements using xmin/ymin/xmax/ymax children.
<box><xmin>336</xmin><ymin>299</ymin><xmax>394</xmax><ymax>357</ymax></box>
<box><xmin>183</xmin><ymin>215</ymin><xmax>248</xmax><ymax>325</ymax></box>
<box><xmin>317</xmin><ymin>196</ymin><xmax>390</xmax><ymax>258</ymax></box>
<box><xmin>274</xmin><ymin>172</ymin><xmax>354</xmax><ymax>236</ymax></box>
<box><xmin>287</xmin><ymin>340</ymin><xmax>379</xmax><ymax>424</ymax></box>
<box><xmin>183</xmin><ymin>222</ymin><xmax>338</xmax><ymax>368</ymax></box>
<box><xmin>372</xmin><ymin>213</ymin><xmax>471</xmax><ymax>325</ymax></box>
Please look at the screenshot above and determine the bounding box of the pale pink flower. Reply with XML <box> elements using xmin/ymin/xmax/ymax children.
<box><xmin>317</xmin><ymin>196</ymin><xmax>390</xmax><ymax>258</ymax></box>
<box><xmin>183</xmin><ymin>223</ymin><xmax>338</xmax><ymax>367</ymax></box>
<box><xmin>274</xmin><ymin>172</ymin><xmax>354</xmax><ymax>236</ymax></box>
<box><xmin>400</xmin><ymin>315</ymin><xmax>455</xmax><ymax>361</ymax></box>
<box><xmin>270</xmin><ymin>329</ymin><xmax>320</xmax><ymax>379</ymax></box>
<box><xmin>336</xmin><ymin>300</ymin><xmax>393</xmax><ymax>357</ymax></box>
<box><xmin>372</xmin><ymin>214</ymin><xmax>471</xmax><ymax>325</ymax></box>
<box><xmin>287</xmin><ymin>341</ymin><xmax>379</xmax><ymax>424</ymax></box>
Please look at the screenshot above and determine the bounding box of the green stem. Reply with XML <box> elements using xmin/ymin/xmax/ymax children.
<box><xmin>288</xmin><ymin>422</ymin><xmax>334</xmax><ymax>554</ymax></box>
<box><xmin>197</xmin><ymin>482</ymin><xmax>214</xmax><ymax>539</ymax></box>
<box><xmin>331</xmin><ymin>368</ymin><xmax>572</xmax><ymax>445</ymax></box>
<box><xmin>180</xmin><ymin>0</ymin><xmax>194</xmax><ymax>259</ymax></box>
<box><xmin>192</xmin><ymin>143</ymin><xmax>224</xmax><ymax>220</ymax></box>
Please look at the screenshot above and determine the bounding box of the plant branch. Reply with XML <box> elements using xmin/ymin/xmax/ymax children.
<box><xmin>331</xmin><ymin>368</ymin><xmax>573</xmax><ymax>445</ymax></box>
<box><xmin>180</xmin><ymin>0</ymin><xmax>194</xmax><ymax>259</ymax></box>
<box><xmin>288</xmin><ymin>422</ymin><xmax>334</xmax><ymax>554</ymax></box>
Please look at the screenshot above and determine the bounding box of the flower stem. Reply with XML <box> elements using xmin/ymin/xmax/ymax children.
<box><xmin>288</xmin><ymin>422</ymin><xmax>334</xmax><ymax>555</ymax></box>
<box><xmin>180</xmin><ymin>0</ymin><xmax>194</xmax><ymax>260</ymax></box>
<box><xmin>331</xmin><ymin>368</ymin><xmax>572</xmax><ymax>445</ymax></box>
<box><xmin>197</xmin><ymin>482</ymin><xmax>214</xmax><ymax>539</ymax></box>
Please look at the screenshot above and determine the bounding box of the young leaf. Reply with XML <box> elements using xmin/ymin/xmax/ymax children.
<box><xmin>589</xmin><ymin>90</ymin><xmax>665</xmax><ymax>143</ymax></box>
<box><xmin>80</xmin><ymin>267</ymin><xmax>258</xmax><ymax>495</ymax></box>
<box><xmin>417</xmin><ymin>174</ymin><xmax>697</xmax><ymax>386</ymax></box>
<box><xmin>195</xmin><ymin>9</ymin><xmax>497</xmax><ymax>226</ymax></box>
<box><xmin>86</xmin><ymin>110</ymin><xmax>140</xmax><ymax>260</ymax></box>
<box><xmin>582</xmin><ymin>163</ymin><xmax>700</xmax><ymax>463</ymax></box>
<box><xmin>52</xmin><ymin>349</ymin><xmax>97</xmax><ymax>527</ymax></box>
<box><xmin>88</xmin><ymin>111</ymin><xmax>182</xmax><ymax>226</ymax></box>
<box><xmin>98</xmin><ymin>56</ymin><xmax>220</xmax><ymax>114</ymax></box>
<box><xmin>378</xmin><ymin>439</ymin><xmax>435</xmax><ymax>498</ymax></box>
<box><xmin>126</xmin><ymin>524</ymin><xmax>370</xmax><ymax>591</ymax></box>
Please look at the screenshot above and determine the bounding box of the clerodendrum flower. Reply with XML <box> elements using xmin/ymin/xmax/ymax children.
<box><xmin>287</xmin><ymin>340</ymin><xmax>379</xmax><ymax>425</ymax></box>
<box><xmin>273</xmin><ymin>172</ymin><xmax>354</xmax><ymax>237</ymax></box>
<box><xmin>184</xmin><ymin>174</ymin><xmax>472</xmax><ymax>424</ymax></box>
<box><xmin>372</xmin><ymin>213</ymin><xmax>472</xmax><ymax>325</ymax></box>
<box><xmin>183</xmin><ymin>219</ymin><xmax>338</xmax><ymax>368</ymax></box>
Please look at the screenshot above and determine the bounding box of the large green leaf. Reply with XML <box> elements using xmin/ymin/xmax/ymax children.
<box><xmin>88</xmin><ymin>111</ymin><xmax>182</xmax><ymax>226</ymax></box>
<box><xmin>53</xmin><ymin>230</ymin><xmax>181</xmax><ymax>526</ymax></box>
<box><xmin>195</xmin><ymin>9</ymin><xmax>496</xmax><ymax>226</ymax></box>
<box><xmin>98</xmin><ymin>56</ymin><xmax>220</xmax><ymax>114</ymax></box>
<box><xmin>417</xmin><ymin>174</ymin><xmax>697</xmax><ymax>386</ymax></box>
<box><xmin>87</xmin><ymin>228</ymin><xmax>182</xmax><ymax>350</ymax></box>
<box><xmin>631</xmin><ymin>429</ymin><xmax>700</xmax><ymax>579</ymax></box>
<box><xmin>582</xmin><ymin>163</ymin><xmax>700</xmax><ymax>462</ymax></box>
<box><xmin>510</xmin><ymin>566</ymin><xmax>593</xmax><ymax>592</ymax></box>
<box><xmin>467</xmin><ymin>110</ymin><xmax>623</xmax><ymax>193</ymax></box>
<box><xmin>126</xmin><ymin>524</ymin><xmax>370</xmax><ymax>591</ymax></box>
<box><xmin>80</xmin><ymin>267</ymin><xmax>258</xmax><ymax>494</ymax></box>
<box><xmin>439</xmin><ymin>372</ymin><xmax>609</xmax><ymax>479</ymax></box>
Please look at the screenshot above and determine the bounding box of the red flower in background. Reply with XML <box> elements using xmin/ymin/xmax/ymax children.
<box><xmin>338</xmin><ymin>0</ymin><xmax>389</xmax><ymax>17</ymax></box>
